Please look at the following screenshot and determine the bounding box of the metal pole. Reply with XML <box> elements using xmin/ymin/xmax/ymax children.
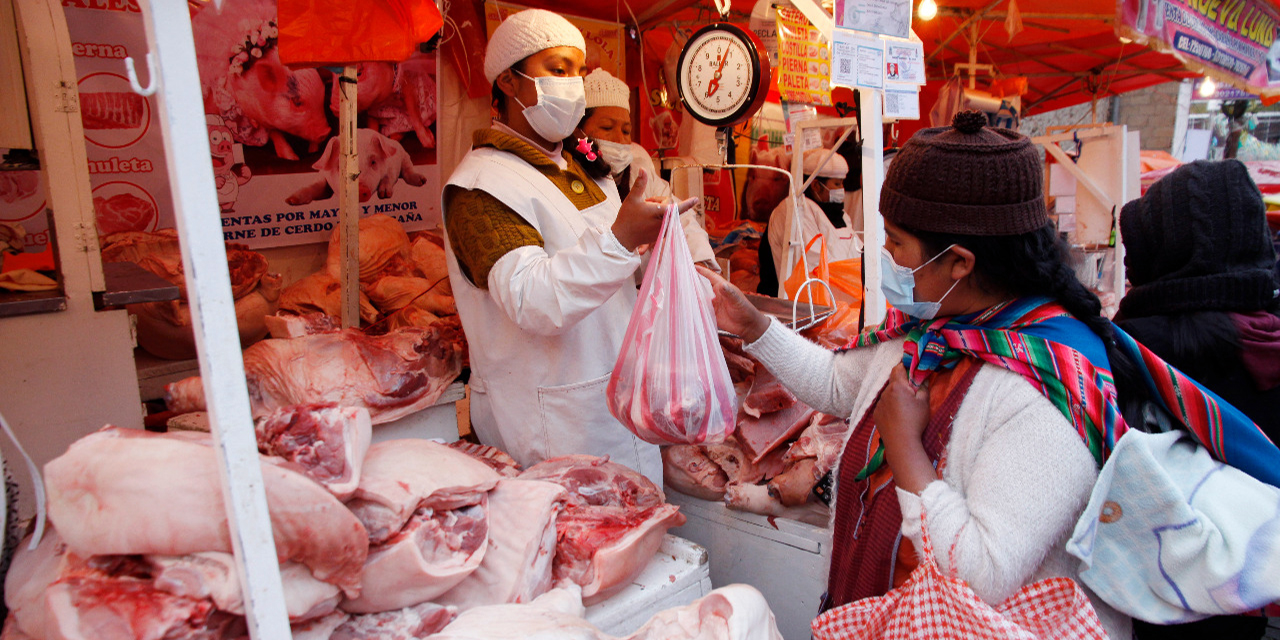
<box><xmin>338</xmin><ymin>66</ymin><xmax>360</xmax><ymax>329</ymax></box>
<box><xmin>857</xmin><ymin>87</ymin><xmax>886</xmax><ymax>326</ymax></box>
<box><xmin>134</xmin><ymin>1</ymin><xmax>290</xmax><ymax>637</ymax></box>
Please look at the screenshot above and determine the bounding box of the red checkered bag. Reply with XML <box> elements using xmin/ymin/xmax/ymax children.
<box><xmin>812</xmin><ymin>510</ymin><xmax>1107</xmax><ymax>640</ymax></box>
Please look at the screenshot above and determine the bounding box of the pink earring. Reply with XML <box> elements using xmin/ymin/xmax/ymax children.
<box><xmin>576</xmin><ymin>137</ymin><xmax>598</xmax><ymax>161</ymax></box>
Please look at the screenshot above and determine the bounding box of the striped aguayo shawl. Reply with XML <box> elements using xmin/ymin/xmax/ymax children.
<box><xmin>847</xmin><ymin>297</ymin><xmax>1280</xmax><ymax>487</ymax></box>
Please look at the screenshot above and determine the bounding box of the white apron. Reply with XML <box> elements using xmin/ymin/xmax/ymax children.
<box><xmin>443</xmin><ymin>147</ymin><xmax>662</xmax><ymax>485</ymax></box>
<box><xmin>766</xmin><ymin>196</ymin><xmax>862</xmax><ymax>297</ymax></box>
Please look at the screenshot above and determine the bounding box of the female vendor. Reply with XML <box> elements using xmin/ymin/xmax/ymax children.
<box><xmin>577</xmin><ymin>68</ymin><xmax>716</xmax><ymax>267</ymax></box>
<box><xmin>442</xmin><ymin>9</ymin><xmax>696</xmax><ymax>485</ymax></box>
<box><xmin>702</xmin><ymin>111</ymin><xmax>1132</xmax><ymax>638</ymax></box>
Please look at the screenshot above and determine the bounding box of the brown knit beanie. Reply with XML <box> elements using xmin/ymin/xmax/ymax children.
<box><xmin>881</xmin><ymin>110</ymin><xmax>1048</xmax><ymax>236</ymax></box>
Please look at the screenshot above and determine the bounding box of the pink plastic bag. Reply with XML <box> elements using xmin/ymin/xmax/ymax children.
<box><xmin>608</xmin><ymin>205</ymin><xmax>737</xmax><ymax>445</ymax></box>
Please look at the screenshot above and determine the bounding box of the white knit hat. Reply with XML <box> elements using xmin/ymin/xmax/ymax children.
<box><xmin>802</xmin><ymin>148</ymin><xmax>848</xmax><ymax>179</ymax></box>
<box><xmin>484</xmin><ymin>9</ymin><xmax>586</xmax><ymax>85</ymax></box>
<box><xmin>584</xmin><ymin>68</ymin><xmax>630</xmax><ymax>111</ymax></box>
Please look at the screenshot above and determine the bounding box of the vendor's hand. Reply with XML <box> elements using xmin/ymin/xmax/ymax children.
<box><xmin>696</xmin><ymin>266</ymin><xmax>769</xmax><ymax>343</ymax></box>
<box><xmin>612</xmin><ymin>169</ymin><xmax>698</xmax><ymax>251</ymax></box>
<box><xmin>873</xmin><ymin>365</ymin><xmax>931</xmax><ymax>449</ymax></box>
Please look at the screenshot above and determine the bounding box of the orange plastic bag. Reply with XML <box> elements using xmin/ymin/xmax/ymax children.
<box><xmin>278</xmin><ymin>0</ymin><xmax>443</xmax><ymax>67</ymax></box>
<box><xmin>784</xmin><ymin>234</ymin><xmax>833</xmax><ymax>306</ymax></box>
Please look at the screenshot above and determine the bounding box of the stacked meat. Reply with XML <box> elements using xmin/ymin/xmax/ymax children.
<box><xmin>272</xmin><ymin>215</ymin><xmax>459</xmax><ymax>341</ymax></box>
<box><xmin>661</xmin><ymin>338</ymin><xmax>850</xmax><ymax>527</ymax></box>
<box><xmin>4</xmin><ymin>426</ymin><xmax>692</xmax><ymax>639</ymax></box>
<box><xmin>100</xmin><ymin>229</ymin><xmax>281</xmax><ymax>360</ymax></box>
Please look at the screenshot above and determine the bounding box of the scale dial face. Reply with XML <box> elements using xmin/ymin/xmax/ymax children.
<box><xmin>677</xmin><ymin>23</ymin><xmax>769</xmax><ymax>128</ymax></box>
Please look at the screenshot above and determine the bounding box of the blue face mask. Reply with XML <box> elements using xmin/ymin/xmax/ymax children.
<box><xmin>880</xmin><ymin>245</ymin><xmax>960</xmax><ymax>319</ymax></box>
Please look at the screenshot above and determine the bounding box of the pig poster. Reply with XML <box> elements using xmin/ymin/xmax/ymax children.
<box><xmin>191</xmin><ymin>0</ymin><xmax>441</xmax><ymax>248</ymax></box>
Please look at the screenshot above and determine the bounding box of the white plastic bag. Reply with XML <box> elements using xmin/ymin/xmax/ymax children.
<box><xmin>608</xmin><ymin>204</ymin><xmax>737</xmax><ymax>445</ymax></box>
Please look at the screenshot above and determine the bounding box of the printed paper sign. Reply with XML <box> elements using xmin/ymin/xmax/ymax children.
<box><xmin>775</xmin><ymin>6</ymin><xmax>833</xmax><ymax>106</ymax></box>
<box><xmin>883</xmin><ymin>87</ymin><xmax>920</xmax><ymax>119</ymax></box>
<box><xmin>833</xmin><ymin>30</ymin><xmax>885</xmax><ymax>90</ymax></box>
<box><xmin>884</xmin><ymin>38</ymin><xmax>925</xmax><ymax>84</ymax></box>
<box><xmin>834</xmin><ymin>0</ymin><xmax>912</xmax><ymax>39</ymax></box>
<box><xmin>1118</xmin><ymin>0</ymin><xmax>1280</xmax><ymax>94</ymax></box>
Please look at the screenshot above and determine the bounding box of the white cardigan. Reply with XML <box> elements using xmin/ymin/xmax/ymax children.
<box><xmin>744</xmin><ymin>318</ymin><xmax>1132</xmax><ymax>639</ymax></box>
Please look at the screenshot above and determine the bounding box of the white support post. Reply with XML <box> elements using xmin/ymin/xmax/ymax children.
<box><xmin>135</xmin><ymin>1</ymin><xmax>291</xmax><ymax>637</ymax></box>
<box><xmin>858</xmin><ymin>87</ymin><xmax>886</xmax><ymax>327</ymax></box>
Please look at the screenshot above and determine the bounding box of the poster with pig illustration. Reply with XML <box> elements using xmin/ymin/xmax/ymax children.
<box><xmin>190</xmin><ymin>0</ymin><xmax>441</xmax><ymax>249</ymax></box>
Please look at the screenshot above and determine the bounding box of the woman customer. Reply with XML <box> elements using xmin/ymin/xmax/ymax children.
<box><xmin>1116</xmin><ymin>159</ymin><xmax>1280</xmax><ymax>640</ymax></box>
<box><xmin>576</xmin><ymin>68</ymin><xmax>716</xmax><ymax>268</ymax></box>
<box><xmin>442</xmin><ymin>9</ymin><xmax>696</xmax><ymax>485</ymax></box>
<box><xmin>701</xmin><ymin>111</ymin><xmax>1131</xmax><ymax>638</ymax></box>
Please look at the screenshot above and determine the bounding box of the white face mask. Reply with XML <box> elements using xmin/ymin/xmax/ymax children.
<box><xmin>827</xmin><ymin>187</ymin><xmax>846</xmax><ymax>203</ymax></box>
<box><xmin>880</xmin><ymin>245</ymin><xmax>961</xmax><ymax>320</ymax></box>
<box><xmin>513</xmin><ymin>70</ymin><xmax>586</xmax><ymax>142</ymax></box>
<box><xmin>594</xmin><ymin>138</ymin><xmax>632</xmax><ymax>175</ymax></box>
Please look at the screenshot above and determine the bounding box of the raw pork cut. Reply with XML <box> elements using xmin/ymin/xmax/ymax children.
<box><xmin>332</xmin><ymin>602</ymin><xmax>456</xmax><ymax>639</ymax></box>
<box><xmin>255</xmin><ymin>404</ymin><xmax>372</xmax><ymax>501</ymax></box>
<box><xmin>42</xmin><ymin>576</ymin><xmax>238</xmax><ymax>640</ymax></box>
<box><xmin>768</xmin><ymin>414</ymin><xmax>849</xmax><ymax>507</ymax></box>
<box><xmin>661</xmin><ymin>445</ymin><xmax>728</xmax><ymax>501</ymax></box>
<box><xmin>723</xmin><ymin>482</ymin><xmax>828</xmax><ymax>527</ymax></box>
<box><xmin>278</xmin><ymin>272</ymin><xmax>380</xmax><ymax>325</ymax></box>
<box><xmin>734</xmin><ymin>401</ymin><xmax>816</xmax><ymax>463</ymax></box>
<box><xmin>325</xmin><ymin>214</ymin><xmax>414</xmax><ymax>284</ymax></box>
<box><xmin>343</xmin><ymin>440</ymin><xmax>499</xmax><ymax>613</ymax></box>
<box><xmin>447</xmin><ymin>441</ymin><xmax>522</xmax><ymax>477</ymax></box>
<box><xmin>520</xmin><ymin>456</ymin><xmax>685</xmax><ymax>604</ymax></box>
<box><xmin>164</xmin><ymin>325</ymin><xmax>464</xmax><ymax>424</ymax></box>
<box><xmin>79</xmin><ymin>92</ymin><xmax>145</xmax><ymax>129</ymax></box>
<box><xmin>718</xmin><ymin>336</ymin><xmax>755</xmax><ymax>384</ymax></box>
<box><xmin>366</xmin><ymin>275</ymin><xmax>457</xmax><ymax>316</ymax></box>
<box><xmin>704</xmin><ymin>441</ymin><xmax>765</xmax><ymax>486</ymax></box>
<box><xmin>43</xmin><ymin>427</ymin><xmax>369</xmax><ymax>596</ymax></box>
<box><xmin>410</xmin><ymin>233</ymin><xmax>452</xmax><ymax>296</ymax></box>
<box><xmin>346</xmin><ymin>440</ymin><xmax>500</xmax><ymax>544</ymax></box>
<box><xmin>426</xmin><ymin>584</ymin><xmax>783</xmax><ymax>640</ymax></box>
<box><xmin>93</xmin><ymin>192</ymin><xmax>155</xmax><ymax>235</ymax></box>
<box><xmin>4</xmin><ymin>530</ymin><xmax>83</xmax><ymax>640</ymax></box>
<box><xmin>149</xmin><ymin>553</ymin><xmax>341</xmax><ymax>621</ymax></box>
<box><xmin>263</xmin><ymin>311</ymin><xmax>339</xmax><ymax>339</ymax></box>
<box><xmin>741</xmin><ymin>368</ymin><xmax>796</xmax><ymax>418</ymax></box>
<box><xmin>343</xmin><ymin>501</ymin><xmax>488</xmax><ymax>613</ymax></box>
<box><xmin>436</xmin><ymin>479</ymin><xmax>567</xmax><ymax>610</ymax></box>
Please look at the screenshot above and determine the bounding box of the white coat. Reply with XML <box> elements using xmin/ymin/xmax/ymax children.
<box><xmin>443</xmin><ymin>145</ymin><xmax>663</xmax><ymax>486</ymax></box>
<box><xmin>766</xmin><ymin>194</ymin><xmax>861</xmax><ymax>297</ymax></box>
<box><xmin>624</xmin><ymin>142</ymin><xmax>716</xmax><ymax>266</ymax></box>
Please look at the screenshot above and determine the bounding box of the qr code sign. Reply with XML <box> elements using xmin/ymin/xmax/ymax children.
<box><xmin>840</xmin><ymin>59</ymin><xmax>851</xmax><ymax>75</ymax></box>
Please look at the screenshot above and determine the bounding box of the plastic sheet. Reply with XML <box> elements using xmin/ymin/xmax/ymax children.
<box><xmin>278</xmin><ymin>0</ymin><xmax>443</xmax><ymax>67</ymax></box>
<box><xmin>609</xmin><ymin>205</ymin><xmax>737</xmax><ymax>445</ymax></box>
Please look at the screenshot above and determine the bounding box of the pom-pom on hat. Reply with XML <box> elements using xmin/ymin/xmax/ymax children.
<box><xmin>484</xmin><ymin>9</ymin><xmax>586</xmax><ymax>85</ymax></box>
<box><xmin>880</xmin><ymin>110</ymin><xmax>1049</xmax><ymax>236</ymax></box>
<box><xmin>802</xmin><ymin>148</ymin><xmax>849</xmax><ymax>179</ymax></box>
<box><xmin>584</xmin><ymin>68</ymin><xmax>630</xmax><ymax>111</ymax></box>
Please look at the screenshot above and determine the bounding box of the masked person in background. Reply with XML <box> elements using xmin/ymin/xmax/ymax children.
<box><xmin>577</xmin><ymin>68</ymin><xmax>716</xmax><ymax>268</ymax></box>
<box><xmin>442</xmin><ymin>9</ymin><xmax>697</xmax><ymax>485</ymax></box>
<box><xmin>758</xmin><ymin>147</ymin><xmax>860</xmax><ymax>297</ymax></box>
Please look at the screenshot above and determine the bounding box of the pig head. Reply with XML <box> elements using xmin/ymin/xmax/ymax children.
<box><xmin>286</xmin><ymin>129</ymin><xmax>427</xmax><ymax>206</ymax></box>
<box><xmin>329</xmin><ymin>62</ymin><xmax>397</xmax><ymax>115</ymax></box>
<box><xmin>228</xmin><ymin>48</ymin><xmax>331</xmax><ymax>161</ymax></box>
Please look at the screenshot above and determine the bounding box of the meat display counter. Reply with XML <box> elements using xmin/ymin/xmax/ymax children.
<box><xmin>585</xmin><ymin>534</ymin><xmax>712</xmax><ymax>635</ymax></box>
<box><xmin>666</xmin><ymin>492</ymin><xmax>831</xmax><ymax>640</ymax></box>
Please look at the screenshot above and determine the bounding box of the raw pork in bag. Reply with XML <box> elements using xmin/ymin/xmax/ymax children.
<box><xmin>608</xmin><ymin>205</ymin><xmax>737</xmax><ymax>445</ymax></box>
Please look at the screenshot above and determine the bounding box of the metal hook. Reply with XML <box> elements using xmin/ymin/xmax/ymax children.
<box><xmin>125</xmin><ymin>53</ymin><xmax>157</xmax><ymax>97</ymax></box>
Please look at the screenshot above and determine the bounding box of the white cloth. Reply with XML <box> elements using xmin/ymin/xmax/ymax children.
<box><xmin>443</xmin><ymin>145</ymin><xmax>662</xmax><ymax>487</ymax></box>
<box><xmin>626</xmin><ymin>143</ymin><xmax>716</xmax><ymax>266</ymax></box>
<box><xmin>484</xmin><ymin>9</ymin><xmax>585</xmax><ymax>84</ymax></box>
<box><xmin>742</xmin><ymin>319</ymin><xmax>1131</xmax><ymax>640</ymax></box>
<box><xmin>844</xmin><ymin>188</ymin><xmax>864</xmax><ymax>235</ymax></box>
<box><xmin>766</xmin><ymin>195</ymin><xmax>860</xmax><ymax>296</ymax></box>
<box><xmin>584</xmin><ymin>69</ymin><xmax>629</xmax><ymax>110</ymax></box>
<box><xmin>1067</xmin><ymin>429</ymin><xmax>1280</xmax><ymax>623</ymax></box>
<box><xmin>802</xmin><ymin>147</ymin><xmax>848</xmax><ymax>178</ymax></box>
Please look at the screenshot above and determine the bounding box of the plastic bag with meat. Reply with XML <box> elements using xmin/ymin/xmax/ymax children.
<box><xmin>608</xmin><ymin>206</ymin><xmax>737</xmax><ymax>445</ymax></box>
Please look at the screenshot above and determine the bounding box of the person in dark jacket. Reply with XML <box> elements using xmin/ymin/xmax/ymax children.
<box><xmin>1116</xmin><ymin>158</ymin><xmax>1280</xmax><ymax>640</ymax></box>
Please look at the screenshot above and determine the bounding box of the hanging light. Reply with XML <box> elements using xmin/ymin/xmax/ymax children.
<box><xmin>1199</xmin><ymin>76</ymin><xmax>1217</xmax><ymax>98</ymax></box>
<box><xmin>918</xmin><ymin>0</ymin><xmax>938</xmax><ymax>21</ymax></box>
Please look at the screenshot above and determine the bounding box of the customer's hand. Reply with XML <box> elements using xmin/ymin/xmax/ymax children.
<box><xmin>611</xmin><ymin>170</ymin><xmax>698</xmax><ymax>251</ymax></box>
<box><xmin>696</xmin><ymin>266</ymin><xmax>770</xmax><ymax>343</ymax></box>
<box><xmin>874</xmin><ymin>365</ymin><xmax>931</xmax><ymax>448</ymax></box>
